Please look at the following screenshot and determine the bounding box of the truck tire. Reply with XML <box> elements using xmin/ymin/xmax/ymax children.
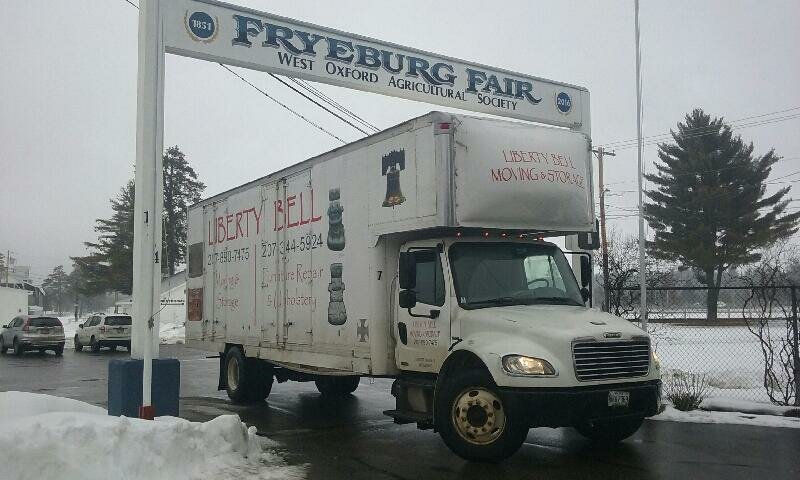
<box><xmin>574</xmin><ymin>416</ymin><xmax>644</xmax><ymax>443</ymax></box>
<box><xmin>314</xmin><ymin>376</ymin><xmax>360</xmax><ymax>396</ymax></box>
<box><xmin>224</xmin><ymin>347</ymin><xmax>273</xmax><ymax>404</ymax></box>
<box><xmin>54</xmin><ymin>343</ymin><xmax>64</xmax><ymax>357</ymax></box>
<box><xmin>435</xmin><ymin>369</ymin><xmax>528</xmax><ymax>463</ymax></box>
<box><xmin>247</xmin><ymin>359</ymin><xmax>274</xmax><ymax>402</ymax></box>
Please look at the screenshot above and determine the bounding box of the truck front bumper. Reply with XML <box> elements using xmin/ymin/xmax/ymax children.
<box><xmin>500</xmin><ymin>379</ymin><xmax>661</xmax><ymax>428</ymax></box>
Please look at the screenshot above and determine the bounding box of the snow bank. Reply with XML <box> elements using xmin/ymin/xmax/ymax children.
<box><xmin>652</xmin><ymin>405</ymin><xmax>800</xmax><ymax>429</ymax></box>
<box><xmin>701</xmin><ymin>397</ymin><xmax>800</xmax><ymax>417</ymax></box>
<box><xmin>59</xmin><ymin>316</ymin><xmax>186</xmax><ymax>346</ymax></box>
<box><xmin>0</xmin><ymin>392</ymin><xmax>303</xmax><ymax>480</ymax></box>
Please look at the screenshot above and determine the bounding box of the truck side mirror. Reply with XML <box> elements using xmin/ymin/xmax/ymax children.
<box><xmin>580</xmin><ymin>256</ymin><xmax>591</xmax><ymax>288</ymax></box>
<box><xmin>399</xmin><ymin>289</ymin><xmax>417</xmax><ymax>309</ymax></box>
<box><xmin>581</xmin><ymin>287</ymin><xmax>591</xmax><ymax>303</ymax></box>
<box><xmin>399</xmin><ymin>252</ymin><xmax>416</xmax><ymax>290</ymax></box>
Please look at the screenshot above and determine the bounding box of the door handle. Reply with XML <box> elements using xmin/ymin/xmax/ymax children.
<box><xmin>398</xmin><ymin>322</ymin><xmax>408</xmax><ymax>345</ymax></box>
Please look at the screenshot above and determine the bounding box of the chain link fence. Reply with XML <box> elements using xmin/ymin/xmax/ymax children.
<box><xmin>607</xmin><ymin>285</ymin><xmax>800</xmax><ymax>406</ymax></box>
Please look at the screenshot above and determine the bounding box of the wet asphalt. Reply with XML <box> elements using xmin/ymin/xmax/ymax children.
<box><xmin>1</xmin><ymin>344</ymin><xmax>798</xmax><ymax>480</ymax></box>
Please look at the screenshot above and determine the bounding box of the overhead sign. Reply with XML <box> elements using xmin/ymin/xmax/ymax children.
<box><xmin>162</xmin><ymin>0</ymin><xmax>587</xmax><ymax>128</ymax></box>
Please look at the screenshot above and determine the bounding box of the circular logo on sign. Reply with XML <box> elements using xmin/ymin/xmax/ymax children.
<box><xmin>555</xmin><ymin>92</ymin><xmax>572</xmax><ymax>114</ymax></box>
<box><xmin>185</xmin><ymin>11</ymin><xmax>218</xmax><ymax>43</ymax></box>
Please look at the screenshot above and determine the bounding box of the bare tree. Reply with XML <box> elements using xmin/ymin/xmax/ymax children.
<box><xmin>737</xmin><ymin>241</ymin><xmax>798</xmax><ymax>406</ymax></box>
<box><xmin>599</xmin><ymin>228</ymin><xmax>674</xmax><ymax>318</ymax></box>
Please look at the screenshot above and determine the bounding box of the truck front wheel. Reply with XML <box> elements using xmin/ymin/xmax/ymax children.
<box><xmin>435</xmin><ymin>370</ymin><xmax>528</xmax><ymax>463</ymax></box>
<box><xmin>314</xmin><ymin>376</ymin><xmax>360</xmax><ymax>396</ymax></box>
<box><xmin>224</xmin><ymin>347</ymin><xmax>273</xmax><ymax>404</ymax></box>
<box><xmin>574</xmin><ymin>416</ymin><xmax>644</xmax><ymax>443</ymax></box>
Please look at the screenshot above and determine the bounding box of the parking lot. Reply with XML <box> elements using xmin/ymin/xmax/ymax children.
<box><xmin>1</xmin><ymin>344</ymin><xmax>798</xmax><ymax>480</ymax></box>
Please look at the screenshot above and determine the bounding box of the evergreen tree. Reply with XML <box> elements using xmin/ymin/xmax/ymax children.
<box><xmin>644</xmin><ymin>109</ymin><xmax>800</xmax><ymax>320</ymax></box>
<box><xmin>73</xmin><ymin>181</ymin><xmax>135</xmax><ymax>295</ymax></box>
<box><xmin>162</xmin><ymin>146</ymin><xmax>205</xmax><ymax>276</ymax></box>
<box><xmin>72</xmin><ymin>146</ymin><xmax>205</xmax><ymax>295</ymax></box>
<box><xmin>42</xmin><ymin>265</ymin><xmax>71</xmax><ymax>312</ymax></box>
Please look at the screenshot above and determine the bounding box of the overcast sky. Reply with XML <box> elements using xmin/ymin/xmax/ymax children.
<box><xmin>1</xmin><ymin>0</ymin><xmax>799</xmax><ymax>283</ymax></box>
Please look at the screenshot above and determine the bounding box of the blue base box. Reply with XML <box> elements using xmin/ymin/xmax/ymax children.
<box><xmin>108</xmin><ymin>358</ymin><xmax>180</xmax><ymax>417</ymax></box>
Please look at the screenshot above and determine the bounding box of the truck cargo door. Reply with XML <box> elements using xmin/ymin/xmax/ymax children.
<box><xmin>272</xmin><ymin>172</ymin><xmax>316</xmax><ymax>346</ymax></box>
<box><xmin>395</xmin><ymin>245</ymin><xmax>451</xmax><ymax>373</ymax></box>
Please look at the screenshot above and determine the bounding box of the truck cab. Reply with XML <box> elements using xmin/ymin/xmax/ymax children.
<box><xmin>387</xmin><ymin>236</ymin><xmax>661</xmax><ymax>461</ymax></box>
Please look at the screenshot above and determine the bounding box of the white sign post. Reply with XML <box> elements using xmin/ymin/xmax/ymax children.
<box><xmin>133</xmin><ymin>0</ymin><xmax>591</xmax><ymax>416</ymax></box>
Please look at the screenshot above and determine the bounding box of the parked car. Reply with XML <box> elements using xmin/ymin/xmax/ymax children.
<box><xmin>0</xmin><ymin>316</ymin><xmax>65</xmax><ymax>356</ymax></box>
<box><xmin>74</xmin><ymin>313</ymin><xmax>132</xmax><ymax>353</ymax></box>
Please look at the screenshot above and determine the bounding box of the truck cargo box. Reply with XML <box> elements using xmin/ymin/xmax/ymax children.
<box><xmin>185</xmin><ymin>112</ymin><xmax>594</xmax><ymax>375</ymax></box>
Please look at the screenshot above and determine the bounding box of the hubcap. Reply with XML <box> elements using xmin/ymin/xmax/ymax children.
<box><xmin>227</xmin><ymin>356</ymin><xmax>240</xmax><ymax>391</ymax></box>
<box><xmin>451</xmin><ymin>387</ymin><xmax>507</xmax><ymax>445</ymax></box>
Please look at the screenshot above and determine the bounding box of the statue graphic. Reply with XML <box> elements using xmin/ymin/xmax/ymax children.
<box><xmin>327</xmin><ymin>188</ymin><xmax>345</xmax><ymax>251</ymax></box>
<box><xmin>327</xmin><ymin>263</ymin><xmax>347</xmax><ymax>325</ymax></box>
<box><xmin>381</xmin><ymin>149</ymin><xmax>406</xmax><ymax>207</ymax></box>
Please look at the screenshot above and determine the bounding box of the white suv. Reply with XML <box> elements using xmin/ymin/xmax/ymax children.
<box><xmin>74</xmin><ymin>313</ymin><xmax>132</xmax><ymax>353</ymax></box>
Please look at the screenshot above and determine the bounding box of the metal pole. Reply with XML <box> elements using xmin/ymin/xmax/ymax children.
<box><xmin>593</xmin><ymin>147</ymin><xmax>615</xmax><ymax>311</ymax></box>
<box><xmin>133</xmin><ymin>0</ymin><xmax>164</xmax><ymax>419</ymax></box>
<box><xmin>634</xmin><ymin>0</ymin><xmax>647</xmax><ymax>330</ymax></box>
<box><xmin>791</xmin><ymin>286</ymin><xmax>799</xmax><ymax>407</ymax></box>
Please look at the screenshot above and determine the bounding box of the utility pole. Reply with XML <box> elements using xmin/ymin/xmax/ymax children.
<box><xmin>592</xmin><ymin>147</ymin><xmax>615</xmax><ymax>311</ymax></box>
<box><xmin>634</xmin><ymin>0</ymin><xmax>647</xmax><ymax>330</ymax></box>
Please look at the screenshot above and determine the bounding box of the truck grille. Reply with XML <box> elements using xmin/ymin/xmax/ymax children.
<box><xmin>572</xmin><ymin>340</ymin><xmax>650</xmax><ymax>381</ymax></box>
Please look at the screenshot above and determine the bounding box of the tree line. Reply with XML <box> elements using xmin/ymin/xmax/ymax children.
<box><xmin>41</xmin><ymin>146</ymin><xmax>204</xmax><ymax>313</ymax></box>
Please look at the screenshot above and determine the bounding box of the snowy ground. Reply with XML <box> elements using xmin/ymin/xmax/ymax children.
<box><xmin>653</xmin><ymin>405</ymin><xmax>800</xmax><ymax>429</ymax></box>
<box><xmin>0</xmin><ymin>391</ymin><xmax>304</xmax><ymax>480</ymax></box>
<box><xmin>647</xmin><ymin>323</ymin><xmax>789</xmax><ymax>403</ymax></box>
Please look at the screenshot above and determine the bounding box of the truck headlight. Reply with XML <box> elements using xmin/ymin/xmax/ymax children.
<box><xmin>651</xmin><ymin>350</ymin><xmax>661</xmax><ymax>371</ymax></box>
<box><xmin>501</xmin><ymin>355</ymin><xmax>556</xmax><ymax>376</ymax></box>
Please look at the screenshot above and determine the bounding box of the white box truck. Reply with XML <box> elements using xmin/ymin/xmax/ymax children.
<box><xmin>185</xmin><ymin>112</ymin><xmax>661</xmax><ymax>462</ymax></box>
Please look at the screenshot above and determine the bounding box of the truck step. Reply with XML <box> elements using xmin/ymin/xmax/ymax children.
<box><xmin>383</xmin><ymin>409</ymin><xmax>433</xmax><ymax>429</ymax></box>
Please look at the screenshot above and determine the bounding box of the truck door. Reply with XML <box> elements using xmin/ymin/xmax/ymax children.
<box><xmin>395</xmin><ymin>245</ymin><xmax>451</xmax><ymax>373</ymax></box>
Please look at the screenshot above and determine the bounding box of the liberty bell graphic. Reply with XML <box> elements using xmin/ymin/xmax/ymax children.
<box><xmin>381</xmin><ymin>149</ymin><xmax>406</xmax><ymax>207</ymax></box>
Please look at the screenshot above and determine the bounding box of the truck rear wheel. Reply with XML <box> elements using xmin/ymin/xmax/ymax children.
<box><xmin>435</xmin><ymin>369</ymin><xmax>528</xmax><ymax>463</ymax></box>
<box><xmin>574</xmin><ymin>416</ymin><xmax>644</xmax><ymax>443</ymax></box>
<box><xmin>314</xmin><ymin>376</ymin><xmax>360</xmax><ymax>396</ymax></box>
<box><xmin>224</xmin><ymin>346</ymin><xmax>273</xmax><ymax>404</ymax></box>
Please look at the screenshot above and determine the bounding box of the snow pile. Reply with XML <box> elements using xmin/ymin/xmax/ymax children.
<box><xmin>653</xmin><ymin>404</ymin><xmax>800</xmax><ymax>429</ymax></box>
<box><xmin>160</xmin><ymin>321</ymin><xmax>186</xmax><ymax>344</ymax></box>
<box><xmin>59</xmin><ymin>316</ymin><xmax>186</xmax><ymax>346</ymax></box>
<box><xmin>0</xmin><ymin>392</ymin><xmax>304</xmax><ymax>480</ymax></box>
<box><xmin>701</xmin><ymin>397</ymin><xmax>800</xmax><ymax>417</ymax></box>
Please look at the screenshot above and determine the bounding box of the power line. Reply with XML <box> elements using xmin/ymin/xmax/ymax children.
<box><xmin>597</xmin><ymin>106</ymin><xmax>800</xmax><ymax>149</ymax></box>
<box><xmin>268</xmin><ymin>73</ymin><xmax>372</xmax><ymax>136</ymax></box>
<box><xmin>609</xmin><ymin>113</ymin><xmax>800</xmax><ymax>151</ymax></box>
<box><xmin>289</xmin><ymin>78</ymin><xmax>380</xmax><ymax>133</ymax></box>
<box><xmin>122</xmin><ymin>0</ymin><xmax>138</xmax><ymax>8</ymax></box>
<box><xmin>219</xmin><ymin>64</ymin><xmax>346</xmax><ymax>143</ymax></box>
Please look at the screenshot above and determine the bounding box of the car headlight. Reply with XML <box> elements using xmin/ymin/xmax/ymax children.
<box><xmin>651</xmin><ymin>350</ymin><xmax>661</xmax><ymax>371</ymax></box>
<box><xmin>501</xmin><ymin>355</ymin><xmax>556</xmax><ymax>376</ymax></box>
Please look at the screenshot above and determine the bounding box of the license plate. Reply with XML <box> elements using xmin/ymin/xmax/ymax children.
<box><xmin>608</xmin><ymin>390</ymin><xmax>630</xmax><ymax>408</ymax></box>
<box><xmin>117</xmin><ymin>328</ymin><xmax>124</xmax><ymax>332</ymax></box>
<box><xmin>40</xmin><ymin>328</ymin><xmax>50</xmax><ymax>335</ymax></box>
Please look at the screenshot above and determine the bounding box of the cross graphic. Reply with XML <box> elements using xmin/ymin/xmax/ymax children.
<box><xmin>357</xmin><ymin>319</ymin><xmax>369</xmax><ymax>342</ymax></box>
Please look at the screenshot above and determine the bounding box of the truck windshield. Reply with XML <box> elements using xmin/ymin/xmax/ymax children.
<box><xmin>449</xmin><ymin>243</ymin><xmax>584</xmax><ymax>309</ymax></box>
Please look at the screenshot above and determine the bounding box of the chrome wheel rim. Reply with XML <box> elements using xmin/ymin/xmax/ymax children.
<box><xmin>227</xmin><ymin>356</ymin><xmax>240</xmax><ymax>392</ymax></box>
<box><xmin>451</xmin><ymin>387</ymin><xmax>506</xmax><ymax>445</ymax></box>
